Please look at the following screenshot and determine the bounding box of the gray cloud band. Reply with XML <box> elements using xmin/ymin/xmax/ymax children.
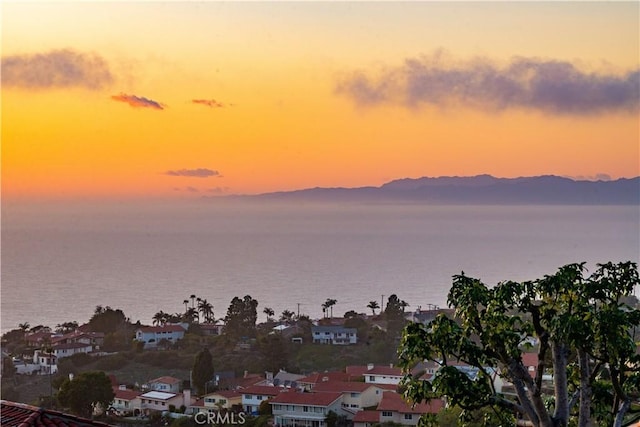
<box><xmin>2</xmin><ymin>49</ymin><xmax>114</xmax><ymax>90</ymax></box>
<box><xmin>164</xmin><ymin>168</ymin><xmax>220</xmax><ymax>178</ymax></box>
<box><xmin>336</xmin><ymin>54</ymin><xmax>639</xmax><ymax>115</ymax></box>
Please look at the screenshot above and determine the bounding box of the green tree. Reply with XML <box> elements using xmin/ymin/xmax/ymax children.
<box><xmin>280</xmin><ymin>309</ymin><xmax>295</xmax><ymax>324</ymax></box>
<box><xmin>57</xmin><ymin>371</ymin><xmax>115</xmax><ymax>418</ymax></box>
<box><xmin>88</xmin><ymin>306</ymin><xmax>127</xmax><ymax>334</ymax></box>
<box><xmin>224</xmin><ymin>295</ymin><xmax>259</xmax><ymax>339</ymax></box>
<box><xmin>198</xmin><ymin>299</ymin><xmax>215</xmax><ymax>323</ymax></box>
<box><xmin>2</xmin><ymin>356</ymin><xmax>16</xmax><ymax>378</ymax></box>
<box><xmin>322</xmin><ymin>298</ymin><xmax>337</xmax><ymax>318</ymax></box>
<box><xmin>192</xmin><ymin>347</ymin><xmax>215</xmax><ymax>396</ymax></box>
<box><xmin>399</xmin><ymin>262</ymin><xmax>640</xmax><ymax>427</ymax></box>
<box><xmin>263</xmin><ymin>307</ymin><xmax>275</xmax><ymax>322</ymax></box>
<box><xmin>367</xmin><ymin>301</ymin><xmax>380</xmax><ymax>315</ymax></box>
<box><xmin>259</xmin><ymin>333</ymin><xmax>289</xmax><ymax>373</ymax></box>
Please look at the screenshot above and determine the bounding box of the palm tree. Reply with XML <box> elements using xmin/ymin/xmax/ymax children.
<box><xmin>183</xmin><ymin>307</ymin><xmax>199</xmax><ymax>324</ymax></box>
<box><xmin>324</xmin><ymin>298</ymin><xmax>337</xmax><ymax>318</ymax></box>
<box><xmin>198</xmin><ymin>299</ymin><xmax>215</xmax><ymax>323</ymax></box>
<box><xmin>18</xmin><ymin>322</ymin><xmax>30</xmax><ymax>333</ymax></box>
<box><xmin>400</xmin><ymin>300</ymin><xmax>409</xmax><ymax>312</ymax></box>
<box><xmin>263</xmin><ymin>307</ymin><xmax>275</xmax><ymax>322</ymax></box>
<box><xmin>367</xmin><ymin>301</ymin><xmax>380</xmax><ymax>315</ymax></box>
<box><xmin>190</xmin><ymin>294</ymin><xmax>197</xmax><ymax>309</ymax></box>
<box><xmin>280</xmin><ymin>309</ymin><xmax>295</xmax><ymax>324</ymax></box>
<box><xmin>152</xmin><ymin>311</ymin><xmax>167</xmax><ymax>326</ymax></box>
<box><xmin>183</xmin><ymin>299</ymin><xmax>189</xmax><ymax>312</ymax></box>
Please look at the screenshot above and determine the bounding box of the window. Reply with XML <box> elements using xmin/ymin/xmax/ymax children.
<box><xmin>382</xmin><ymin>411</ymin><xmax>392</xmax><ymax>417</ymax></box>
<box><xmin>404</xmin><ymin>414</ymin><xmax>412</xmax><ymax>420</ymax></box>
<box><xmin>303</xmin><ymin>406</ymin><xmax>309</xmax><ymax>412</ymax></box>
<box><xmin>257</xmin><ymin>395</ymin><xmax>263</xmax><ymax>400</ymax></box>
<box><xmin>245</xmin><ymin>395</ymin><xmax>253</xmax><ymax>399</ymax></box>
<box><xmin>369</xmin><ymin>376</ymin><xmax>375</xmax><ymax>381</ymax></box>
<box><xmin>219</xmin><ymin>399</ymin><xmax>226</xmax><ymax>405</ymax></box>
<box><xmin>350</xmin><ymin>393</ymin><xmax>359</xmax><ymax>398</ymax></box>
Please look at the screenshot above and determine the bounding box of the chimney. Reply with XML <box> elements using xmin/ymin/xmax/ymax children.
<box><xmin>367</xmin><ymin>363</ymin><xmax>374</xmax><ymax>371</ymax></box>
<box><xmin>244</xmin><ymin>370</ymin><xmax>248</xmax><ymax>378</ymax></box>
<box><xmin>183</xmin><ymin>389</ymin><xmax>192</xmax><ymax>406</ymax></box>
<box><xmin>119</xmin><ymin>385</ymin><xmax>127</xmax><ymax>391</ymax></box>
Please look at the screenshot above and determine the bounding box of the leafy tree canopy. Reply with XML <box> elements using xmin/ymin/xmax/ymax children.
<box><xmin>57</xmin><ymin>371</ymin><xmax>115</xmax><ymax>418</ymax></box>
<box><xmin>88</xmin><ymin>305</ymin><xmax>127</xmax><ymax>334</ymax></box>
<box><xmin>224</xmin><ymin>295</ymin><xmax>259</xmax><ymax>339</ymax></box>
<box><xmin>399</xmin><ymin>261</ymin><xmax>640</xmax><ymax>427</ymax></box>
<box><xmin>192</xmin><ymin>347</ymin><xmax>215</xmax><ymax>396</ymax></box>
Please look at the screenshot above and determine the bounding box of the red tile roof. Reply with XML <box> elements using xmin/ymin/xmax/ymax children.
<box><xmin>353</xmin><ymin>410</ymin><xmax>380</xmax><ymax>423</ymax></box>
<box><xmin>270</xmin><ymin>391</ymin><xmax>342</xmax><ymax>406</ymax></box>
<box><xmin>147</xmin><ymin>376</ymin><xmax>182</xmax><ymax>385</ymax></box>
<box><xmin>240</xmin><ymin>385</ymin><xmax>282</xmax><ymax>396</ymax></box>
<box><xmin>53</xmin><ymin>342</ymin><xmax>92</xmax><ymax>350</ymax></box>
<box><xmin>112</xmin><ymin>387</ymin><xmax>142</xmax><ymax>401</ymax></box>
<box><xmin>137</xmin><ymin>325</ymin><xmax>186</xmax><ymax>333</ymax></box>
<box><xmin>1</xmin><ymin>400</ymin><xmax>113</xmax><ymax>427</ymax></box>
<box><xmin>297</xmin><ymin>372</ymin><xmax>352</xmax><ymax>384</ymax></box>
<box><xmin>365</xmin><ymin>366</ymin><xmax>402</xmax><ymax>376</ymax></box>
<box><xmin>311</xmin><ymin>382</ymin><xmax>374</xmax><ymax>393</ymax></box>
<box><xmin>207</xmin><ymin>390</ymin><xmax>241</xmax><ymax>399</ymax></box>
<box><xmin>377</xmin><ymin>391</ymin><xmax>443</xmax><ymax>414</ymax></box>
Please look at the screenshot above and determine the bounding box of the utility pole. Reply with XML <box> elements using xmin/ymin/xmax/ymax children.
<box><xmin>296</xmin><ymin>303</ymin><xmax>301</xmax><ymax>318</ymax></box>
<box><xmin>381</xmin><ymin>295</ymin><xmax>385</xmax><ymax>313</ymax></box>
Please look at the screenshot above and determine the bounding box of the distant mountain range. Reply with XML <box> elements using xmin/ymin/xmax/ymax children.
<box><xmin>239</xmin><ymin>175</ymin><xmax>640</xmax><ymax>205</ymax></box>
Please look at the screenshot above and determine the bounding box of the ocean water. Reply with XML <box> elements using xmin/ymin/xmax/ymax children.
<box><xmin>1</xmin><ymin>201</ymin><xmax>638</xmax><ymax>334</ymax></box>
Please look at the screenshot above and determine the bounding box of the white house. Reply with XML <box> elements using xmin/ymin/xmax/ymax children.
<box><xmin>52</xmin><ymin>342</ymin><xmax>93</xmax><ymax>359</ymax></box>
<box><xmin>110</xmin><ymin>386</ymin><xmax>143</xmax><ymax>416</ymax></box>
<box><xmin>363</xmin><ymin>365</ymin><xmax>403</xmax><ymax>385</ymax></box>
<box><xmin>190</xmin><ymin>390</ymin><xmax>243</xmax><ymax>415</ymax></box>
<box><xmin>270</xmin><ymin>391</ymin><xmax>345</xmax><ymax>427</ymax></box>
<box><xmin>135</xmin><ymin>324</ymin><xmax>187</xmax><ymax>348</ymax></box>
<box><xmin>376</xmin><ymin>391</ymin><xmax>444</xmax><ymax>426</ymax></box>
<box><xmin>311</xmin><ymin>326</ymin><xmax>357</xmax><ymax>345</ymax></box>
<box><xmin>145</xmin><ymin>376</ymin><xmax>182</xmax><ymax>393</ymax></box>
<box><xmin>240</xmin><ymin>385</ymin><xmax>282</xmax><ymax>415</ymax></box>
<box><xmin>139</xmin><ymin>390</ymin><xmax>192</xmax><ymax>414</ymax></box>
<box><xmin>312</xmin><ymin>382</ymin><xmax>389</xmax><ymax>412</ymax></box>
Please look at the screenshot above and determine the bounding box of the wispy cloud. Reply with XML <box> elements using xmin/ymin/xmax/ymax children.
<box><xmin>164</xmin><ymin>168</ymin><xmax>220</xmax><ymax>178</ymax></box>
<box><xmin>192</xmin><ymin>99</ymin><xmax>225</xmax><ymax>108</ymax></box>
<box><xmin>336</xmin><ymin>51</ymin><xmax>640</xmax><ymax>115</ymax></box>
<box><xmin>2</xmin><ymin>49</ymin><xmax>114</xmax><ymax>90</ymax></box>
<box><xmin>566</xmin><ymin>173</ymin><xmax>612</xmax><ymax>181</ymax></box>
<box><xmin>207</xmin><ymin>187</ymin><xmax>230</xmax><ymax>194</ymax></box>
<box><xmin>112</xmin><ymin>93</ymin><xmax>164</xmax><ymax>110</ymax></box>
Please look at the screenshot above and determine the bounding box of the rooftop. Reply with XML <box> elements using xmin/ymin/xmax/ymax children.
<box><xmin>1</xmin><ymin>400</ymin><xmax>112</xmax><ymax>427</ymax></box>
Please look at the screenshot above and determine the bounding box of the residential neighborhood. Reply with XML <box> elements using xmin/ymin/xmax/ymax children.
<box><xmin>2</xmin><ymin>290</ymin><xmax>640</xmax><ymax>427</ymax></box>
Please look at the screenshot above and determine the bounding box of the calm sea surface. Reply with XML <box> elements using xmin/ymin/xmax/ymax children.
<box><xmin>2</xmin><ymin>201</ymin><xmax>638</xmax><ymax>334</ymax></box>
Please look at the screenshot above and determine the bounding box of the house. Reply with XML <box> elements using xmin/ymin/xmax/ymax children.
<box><xmin>145</xmin><ymin>376</ymin><xmax>183</xmax><ymax>393</ymax></box>
<box><xmin>135</xmin><ymin>324</ymin><xmax>187</xmax><ymax>348</ymax></box>
<box><xmin>24</xmin><ymin>331</ymin><xmax>52</xmax><ymax>347</ymax></box>
<box><xmin>1</xmin><ymin>400</ymin><xmax>113</xmax><ymax>427</ymax></box>
<box><xmin>139</xmin><ymin>390</ymin><xmax>192</xmax><ymax>414</ymax></box>
<box><xmin>52</xmin><ymin>331</ymin><xmax>105</xmax><ymax>348</ymax></box>
<box><xmin>361</xmin><ymin>364</ymin><xmax>403</xmax><ymax>385</ymax></box>
<box><xmin>270</xmin><ymin>391</ymin><xmax>345</xmax><ymax>427</ymax></box>
<box><xmin>376</xmin><ymin>391</ymin><xmax>444</xmax><ymax>426</ymax></box>
<box><xmin>32</xmin><ymin>349</ymin><xmax>57</xmax><ymax>374</ymax></box>
<box><xmin>109</xmin><ymin>386</ymin><xmax>143</xmax><ymax>416</ymax></box>
<box><xmin>190</xmin><ymin>390</ymin><xmax>242</xmax><ymax>415</ymax></box>
<box><xmin>199</xmin><ymin>323</ymin><xmax>225</xmax><ymax>336</ymax></box>
<box><xmin>296</xmin><ymin>371</ymin><xmax>354</xmax><ymax>391</ymax></box>
<box><xmin>312</xmin><ymin>382</ymin><xmax>390</xmax><ymax>412</ymax></box>
<box><xmin>311</xmin><ymin>326</ymin><xmax>357</xmax><ymax>345</ymax></box>
<box><xmin>240</xmin><ymin>385</ymin><xmax>282</xmax><ymax>415</ymax></box>
<box><xmin>353</xmin><ymin>410</ymin><xmax>381</xmax><ymax>427</ymax></box>
<box><xmin>52</xmin><ymin>342</ymin><xmax>93</xmax><ymax>359</ymax></box>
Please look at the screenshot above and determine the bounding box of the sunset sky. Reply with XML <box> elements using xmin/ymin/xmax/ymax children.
<box><xmin>2</xmin><ymin>1</ymin><xmax>639</xmax><ymax>201</ymax></box>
